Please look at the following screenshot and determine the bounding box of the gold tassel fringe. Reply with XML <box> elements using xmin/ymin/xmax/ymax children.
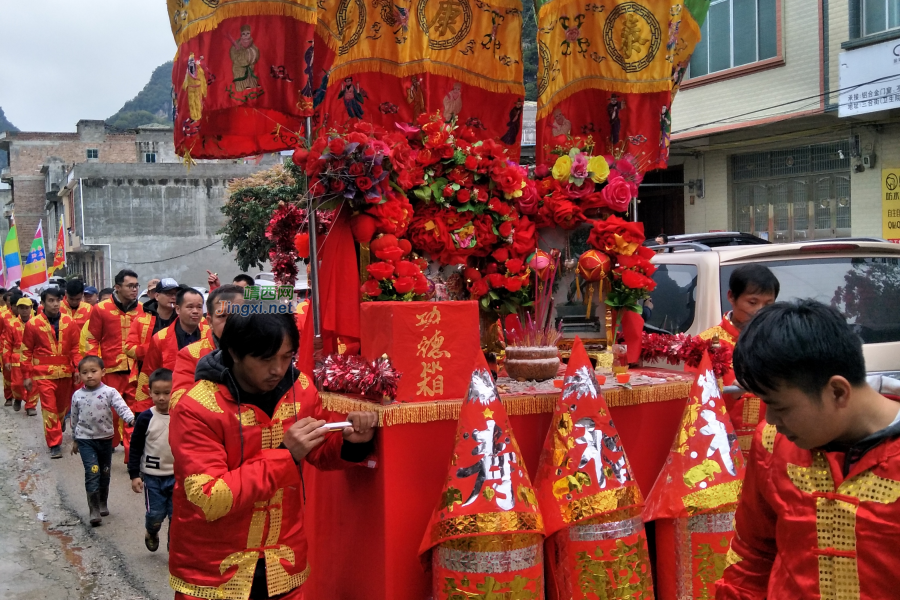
<box><xmin>174</xmin><ymin>0</ymin><xmax>318</xmax><ymax>46</ymax></box>
<box><xmin>321</xmin><ymin>381</ymin><xmax>691</xmax><ymax>427</ymax></box>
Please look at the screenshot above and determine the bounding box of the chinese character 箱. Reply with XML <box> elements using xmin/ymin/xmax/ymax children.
<box><xmin>417</xmin><ymin>361</ymin><xmax>445</xmax><ymax>397</ymax></box>
<box><xmin>427</xmin><ymin>0</ymin><xmax>463</xmax><ymax>36</ymax></box>
<box><xmin>277</xmin><ymin>286</ymin><xmax>293</xmax><ymax>300</ymax></box>
<box><xmin>244</xmin><ymin>286</ymin><xmax>260</xmax><ymax>300</ymax></box>
<box><xmin>415</xmin><ymin>306</ymin><xmax>442</xmax><ymax>329</ymax></box>
<box><xmin>261</xmin><ymin>286</ymin><xmax>277</xmax><ymax>300</ymax></box>
<box><xmin>417</xmin><ymin>330</ymin><xmax>451</xmax><ymax>360</ymax></box>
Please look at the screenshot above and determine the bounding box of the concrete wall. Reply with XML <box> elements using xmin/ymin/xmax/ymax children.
<box><xmin>72</xmin><ymin>163</ymin><xmax>268</xmax><ymax>288</ymax></box>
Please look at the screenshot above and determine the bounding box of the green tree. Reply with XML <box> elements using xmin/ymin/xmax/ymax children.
<box><xmin>107</xmin><ymin>61</ymin><xmax>175</xmax><ymax>130</ymax></box>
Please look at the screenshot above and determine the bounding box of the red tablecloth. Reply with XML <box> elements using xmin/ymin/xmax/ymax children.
<box><xmin>304</xmin><ymin>382</ymin><xmax>688</xmax><ymax>600</ymax></box>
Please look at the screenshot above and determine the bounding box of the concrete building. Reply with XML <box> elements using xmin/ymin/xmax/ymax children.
<box><xmin>57</xmin><ymin>163</ymin><xmax>265</xmax><ymax>288</ymax></box>
<box><xmin>1</xmin><ymin>120</ymin><xmax>278</xmax><ymax>288</ymax></box>
<box><xmin>666</xmin><ymin>0</ymin><xmax>900</xmax><ymax>241</ymax></box>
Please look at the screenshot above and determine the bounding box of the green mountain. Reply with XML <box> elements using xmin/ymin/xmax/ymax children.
<box><xmin>107</xmin><ymin>61</ymin><xmax>174</xmax><ymax>130</ymax></box>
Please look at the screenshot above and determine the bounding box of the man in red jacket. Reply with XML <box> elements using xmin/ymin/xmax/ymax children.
<box><xmin>61</xmin><ymin>279</ymin><xmax>93</xmax><ymax>330</ymax></box>
<box><xmin>171</xmin><ymin>284</ymin><xmax>244</xmax><ymax>397</ymax></box>
<box><xmin>134</xmin><ymin>287</ymin><xmax>208</xmax><ymax>414</ymax></box>
<box><xmin>169</xmin><ymin>312</ymin><xmax>376</xmax><ymax>600</ymax></box>
<box><xmin>717</xmin><ymin>300</ymin><xmax>900</xmax><ymax>599</ymax></box>
<box><xmin>3</xmin><ymin>294</ymin><xmax>39</xmax><ymax>414</ymax></box>
<box><xmin>22</xmin><ymin>287</ymin><xmax>81</xmax><ymax>458</ymax></box>
<box><xmin>83</xmin><ymin>269</ymin><xmax>144</xmax><ymax>451</ymax></box>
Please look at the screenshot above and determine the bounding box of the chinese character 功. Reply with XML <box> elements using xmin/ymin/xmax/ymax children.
<box><xmin>415</xmin><ymin>306</ymin><xmax>442</xmax><ymax>329</ymax></box>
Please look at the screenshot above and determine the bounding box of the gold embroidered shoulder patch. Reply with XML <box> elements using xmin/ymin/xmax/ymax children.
<box><xmin>761</xmin><ymin>424</ymin><xmax>777</xmax><ymax>454</ymax></box>
<box><xmin>299</xmin><ymin>373</ymin><xmax>310</xmax><ymax>390</ymax></box>
<box><xmin>187</xmin><ymin>380</ymin><xmax>223</xmax><ymax>413</ymax></box>
<box><xmin>184</xmin><ymin>474</ymin><xmax>233</xmax><ymax>521</ymax></box>
<box><xmin>169</xmin><ymin>388</ymin><xmax>186</xmax><ymax>409</ymax></box>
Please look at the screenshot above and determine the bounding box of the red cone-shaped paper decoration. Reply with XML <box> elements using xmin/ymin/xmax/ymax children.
<box><xmin>643</xmin><ymin>350</ymin><xmax>745</xmax><ymax>600</ymax></box>
<box><xmin>167</xmin><ymin>1</ymin><xmax>317</xmax><ymax>159</ymax></box>
<box><xmin>420</xmin><ymin>353</ymin><xmax>545</xmax><ymax>600</ymax></box>
<box><xmin>534</xmin><ymin>337</ymin><xmax>653</xmax><ymax>600</ymax></box>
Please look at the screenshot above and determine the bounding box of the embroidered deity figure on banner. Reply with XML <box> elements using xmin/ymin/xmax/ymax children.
<box><xmin>406</xmin><ymin>75</ymin><xmax>426</xmax><ymax>121</ymax></box>
<box><xmin>551</xmin><ymin>108</ymin><xmax>572</xmax><ymax>137</ymax></box>
<box><xmin>608</xmin><ymin>94</ymin><xmax>625</xmax><ymax>144</ymax></box>
<box><xmin>341</xmin><ymin>76</ymin><xmax>368</xmax><ymax>119</ymax></box>
<box><xmin>229</xmin><ymin>25</ymin><xmax>262</xmax><ymax>98</ymax></box>
<box><xmin>443</xmin><ymin>83</ymin><xmax>463</xmax><ymax>122</ymax></box>
<box><xmin>182</xmin><ymin>53</ymin><xmax>208</xmax><ymax>134</ymax></box>
<box><xmin>500</xmin><ymin>98</ymin><xmax>523</xmax><ymax>145</ymax></box>
<box><xmin>659</xmin><ymin>104</ymin><xmax>672</xmax><ymax>162</ymax></box>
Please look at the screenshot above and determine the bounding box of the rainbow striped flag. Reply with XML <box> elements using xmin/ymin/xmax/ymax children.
<box><xmin>3</xmin><ymin>218</ymin><xmax>22</xmax><ymax>286</ymax></box>
<box><xmin>20</xmin><ymin>220</ymin><xmax>48</xmax><ymax>291</ymax></box>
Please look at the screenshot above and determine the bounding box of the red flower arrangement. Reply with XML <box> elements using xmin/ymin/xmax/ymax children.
<box><xmin>360</xmin><ymin>234</ymin><xmax>429</xmax><ymax>301</ymax></box>
<box><xmin>464</xmin><ymin>250</ymin><xmax>533</xmax><ymax>317</ymax></box>
<box><xmin>266</xmin><ymin>202</ymin><xmax>305</xmax><ymax>286</ymax></box>
<box><xmin>641</xmin><ymin>332</ymin><xmax>734</xmax><ymax>379</ymax></box>
<box><xmin>314</xmin><ymin>353</ymin><xmax>401</xmax><ymax>401</ymax></box>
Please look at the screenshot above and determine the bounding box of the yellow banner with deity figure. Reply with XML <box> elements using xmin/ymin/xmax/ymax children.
<box><xmin>315</xmin><ymin>0</ymin><xmax>526</xmax><ymax>155</ymax></box>
<box><xmin>535</xmin><ymin>0</ymin><xmax>708</xmax><ymax>169</ymax></box>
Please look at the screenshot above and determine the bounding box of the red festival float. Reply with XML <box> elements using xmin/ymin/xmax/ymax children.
<box><xmin>165</xmin><ymin>0</ymin><xmax>732</xmax><ymax>598</ymax></box>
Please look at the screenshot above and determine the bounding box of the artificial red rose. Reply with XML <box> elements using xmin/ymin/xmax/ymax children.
<box><xmin>311</xmin><ymin>137</ymin><xmax>328</xmax><ymax>154</ymax></box>
<box><xmin>484</xmin><ymin>262</ymin><xmax>498</xmax><ymax>275</ymax></box>
<box><xmin>511</xmin><ymin>217</ymin><xmax>536</xmax><ymax>256</ymax></box>
<box><xmin>492</xmin><ymin>248</ymin><xmax>509</xmax><ymax>263</ymax></box>
<box><xmin>504</xmin><ymin>277</ymin><xmax>523</xmax><ymax>292</ymax></box>
<box><xmin>305</xmin><ymin>152</ymin><xmax>322</xmax><ymax>177</ymax></box>
<box><xmin>374</xmin><ymin>245</ymin><xmax>405</xmax><ymax>262</ymax></box>
<box><xmin>619</xmin><ymin>269</ymin><xmax>647</xmax><ymax>289</ymax></box>
<box><xmin>353</xmin><ymin>121</ymin><xmax>375</xmax><ymax>135</ymax></box>
<box><xmin>636</xmin><ymin>245</ymin><xmax>656</xmax><ymax>260</ymax></box>
<box><xmin>370</xmin><ymin>165</ymin><xmax>384</xmax><ymax>178</ymax></box>
<box><xmin>291</xmin><ymin>148</ymin><xmax>309</xmax><ymax>166</ymax></box>
<box><xmin>413</xmin><ymin>274</ymin><xmax>429</xmax><ymax>295</ymax></box>
<box><xmin>363</xmin><ymin>146</ymin><xmax>377</xmax><ymax>158</ymax></box>
<box><xmin>328</xmin><ymin>138</ymin><xmax>346</xmax><ymax>155</ymax></box>
<box><xmin>552</xmin><ymin>200</ymin><xmax>585</xmax><ymax>229</ymax></box>
<box><xmin>472</xmin><ymin>215</ymin><xmax>498</xmax><ymax>251</ymax></box>
<box><xmin>393</xmin><ymin>276</ymin><xmax>415</xmax><ymax>294</ymax></box>
<box><xmin>464</xmin><ymin>267</ymin><xmax>482</xmax><ymax>281</ymax></box>
<box><xmin>367</xmin><ymin>262</ymin><xmax>395</xmax><ymax>281</ymax></box>
<box><xmin>442</xmin><ymin>185</ymin><xmax>455</xmax><ymax>198</ymax></box>
<box><xmin>348</xmin><ymin>132</ymin><xmax>368</xmax><ymax>145</ymax></box>
<box><xmin>308</xmin><ymin>180</ymin><xmax>325</xmax><ymax>197</ymax></box>
<box><xmin>506</xmin><ymin>258</ymin><xmax>524</xmax><ymax>274</ymax></box>
<box><xmin>397</xmin><ymin>171</ymin><xmax>414</xmax><ymax>190</ymax></box>
<box><xmin>356</xmin><ymin>176</ymin><xmax>374</xmax><ymax>191</ymax></box>
<box><xmin>416</xmin><ymin>148</ymin><xmax>435</xmax><ymax>166</ymax></box>
<box><xmin>534</xmin><ymin>164</ymin><xmax>550</xmax><ymax>179</ymax></box>
<box><xmin>517</xmin><ymin>180</ymin><xmax>540</xmax><ymax>215</ymax></box>
<box><xmin>498</xmin><ymin>220</ymin><xmax>513</xmax><ymax>238</ymax></box>
<box><xmin>457</xmin><ymin>189</ymin><xmax>472</xmax><ymax>203</ymax></box>
<box><xmin>440</xmin><ymin>145</ymin><xmax>455</xmax><ymax>159</ymax></box>
<box><xmin>395</xmin><ymin>260</ymin><xmax>420</xmax><ymax>278</ymax></box>
<box><xmin>601</xmin><ymin>176</ymin><xmax>634</xmax><ymax>212</ymax></box>
<box><xmin>361</xmin><ymin>279</ymin><xmax>382</xmax><ymax>297</ymax></box>
<box><xmin>464</xmin><ymin>155</ymin><xmax>479</xmax><ymax>170</ymax></box>
<box><xmin>330</xmin><ymin>179</ymin><xmax>346</xmax><ymax>193</ymax></box>
<box><xmin>470</xmin><ymin>278</ymin><xmax>490</xmax><ymax>298</ymax></box>
<box><xmin>368</xmin><ymin>196</ymin><xmax>412</xmax><ymax>236</ymax></box>
<box><xmin>497</xmin><ymin>165</ymin><xmax>524</xmax><ymax>195</ymax></box>
<box><xmin>474</xmin><ymin>186</ymin><xmax>489</xmax><ymax>202</ymax></box>
<box><xmin>486</xmin><ymin>273</ymin><xmax>506</xmax><ymax>289</ymax></box>
<box><xmin>293</xmin><ymin>232</ymin><xmax>310</xmax><ymax>258</ymax></box>
<box><xmin>348</xmin><ymin>162</ymin><xmax>365</xmax><ymax>177</ymax></box>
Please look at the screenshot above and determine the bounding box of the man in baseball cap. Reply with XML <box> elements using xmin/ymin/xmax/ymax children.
<box><xmin>83</xmin><ymin>287</ymin><xmax>99</xmax><ymax>306</ymax></box>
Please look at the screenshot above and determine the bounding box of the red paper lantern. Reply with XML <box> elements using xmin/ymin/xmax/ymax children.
<box><xmin>369</xmin><ymin>234</ymin><xmax>398</xmax><ymax>254</ymax></box>
<box><xmin>577</xmin><ymin>249</ymin><xmax>612</xmax><ymax>282</ymax></box>
<box><xmin>294</xmin><ymin>232</ymin><xmax>310</xmax><ymax>258</ymax></box>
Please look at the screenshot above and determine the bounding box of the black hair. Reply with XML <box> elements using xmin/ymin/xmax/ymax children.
<box><xmin>79</xmin><ymin>355</ymin><xmax>104</xmax><ymax>371</ymax></box>
<box><xmin>733</xmin><ymin>299</ymin><xmax>866</xmax><ymax>399</ymax></box>
<box><xmin>656</xmin><ymin>233</ymin><xmax>669</xmax><ymax>244</ymax></box>
<box><xmin>114</xmin><ymin>269</ymin><xmax>138</xmax><ymax>286</ymax></box>
<box><xmin>149</xmin><ymin>368</ymin><xmax>173</xmax><ymax>389</ymax></box>
<box><xmin>219</xmin><ymin>313</ymin><xmax>299</xmax><ymax>366</ymax></box>
<box><xmin>0</xmin><ymin>287</ymin><xmax>7</xmax><ymax>296</ymax></box>
<box><xmin>9</xmin><ymin>290</ymin><xmax>24</xmax><ymax>306</ymax></box>
<box><xmin>41</xmin><ymin>287</ymin><xmax>64</xmax><ymax>302</ymax></box>
<box><xmin>207</xmin><ymin>284</ymin><xmax>243</xmax><ymax>315</ymax></box>
<box><xmin>66</xmin><ymin>279</ymin><xmax>85</xmax><ymax>296</ymax></box>
<box><xmin>233</xmin><ymin>274</ymin><xmax>255</xmax><ymax>287</ymax></box>
<box><xmin>176</xmin><ymin>287</ymin><xmax>203</xmax><ymax>306</ymax></box>
<box><xmin>729</xmin><ymin>264</ymin><xmax>780</xmax><ymax>300</ymax></box>
<box><xmin>98</xmin><ymin>287</ymin><xmax>114</xmax><ymax>300</ymax></box>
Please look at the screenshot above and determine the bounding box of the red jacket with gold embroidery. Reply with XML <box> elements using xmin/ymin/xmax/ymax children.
<box><xmin>716</xmin><ymin>421</ymin><xmax>900</xmax><ymax>599</ymax></box>
<box><xmin>84</xmin><ymin>298</ymin><xmax>144</xmax><ymax>373</ymax></box>
<box><xmin>168</xmin><ymin>370</ymin><xmax>352</xmax><ymax>600</ymax></box>
<box><xmin>2</xmin><ymin>317</ymin><xmax>27</xmax><ymax>372</ymax></box>
<box><xmin>698</xmin><ymin>314</ymin><xmax>766</xmax><ymax>453</ymax></box>
<box><xmin>135</xmin><ymin>320</ymin><xmax>211</xmax><ymax>411</ymax></box>
<box><xmin>171</xmin><ymin>330</ymin><xmax>216</xmax><ymax>396</ymax></box>
<box><xmin>61</xmin><ymin>300</ymin><xmax>92</xmax><ymax>330</ymax></box>
<box><xmin>22</xmin><ymin>313</ymin><xmax>81</xmax><ymax>380</ymax></box>
<box><xmin>125</xmin><ymin>312</ymin><xmax>157</xmax><ymax>363</ymax></box>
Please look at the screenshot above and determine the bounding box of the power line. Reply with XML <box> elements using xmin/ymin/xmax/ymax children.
<box><xmin>673</xmin><ymin>73</ymin><xmax>900</xmax><ymax>135</ymax></box>
<box><xmin>108</xmin><ymin>239</ymin><xmax>223</xmax><ymax>264</ymax></box>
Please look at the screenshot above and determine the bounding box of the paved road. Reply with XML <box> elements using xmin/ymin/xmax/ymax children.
<box><xmin>0</xmin><ymin>401</ymin><xmax>170</xmax><ymax>599</ymax></box>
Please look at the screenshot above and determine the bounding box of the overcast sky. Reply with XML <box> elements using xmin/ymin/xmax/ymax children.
<box><xmin>1</xmin><ymin>1</ymin><xmax>176</xmax><ymax>132</ymax></box>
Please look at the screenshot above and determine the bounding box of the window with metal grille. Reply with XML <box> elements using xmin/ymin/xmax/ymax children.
<box><xmin>145</xmin><ymin>153</ymin><xmax>157</xmax><ymax>163</ymax></box>
<box><xmin>86</xmin><ymin>149</ymin><xmax>99</xmax><ymax>160</ymax></box>
<box><xmin>688</xmin><ymin>0</ymin><xmax>778</xmax><ymax>78</ymax></box>
<box><xmin>731</xmin><ymin>141</ymin><xmax>851</xmax><ymax>241</ymax></box>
